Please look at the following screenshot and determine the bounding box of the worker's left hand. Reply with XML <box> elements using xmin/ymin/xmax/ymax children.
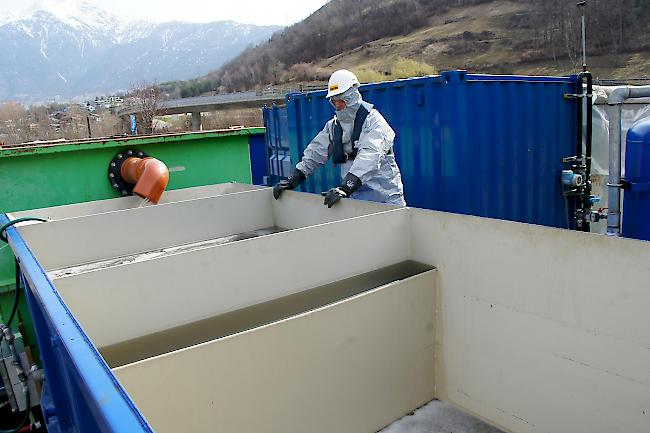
<box><xmin>322</xmin><ymin>187</ymin><xmax>349</xmax><ymax>208</ymax></box>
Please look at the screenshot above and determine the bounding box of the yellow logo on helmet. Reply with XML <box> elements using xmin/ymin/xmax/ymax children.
<box><xmin>329</xmin><ymin>84</ymin><xmax>339</xmax><ymax>91</ymax></box>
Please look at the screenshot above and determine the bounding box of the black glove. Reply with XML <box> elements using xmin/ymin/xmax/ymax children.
<box><xmin>322</xmin><ymin>173</ymin><xmax>362</xmax><ymax>208</ymax></box>
<box><xmin>273</xmin><ymin>169</ymin><xmax>306</xmax><ymax>200</ymax></box>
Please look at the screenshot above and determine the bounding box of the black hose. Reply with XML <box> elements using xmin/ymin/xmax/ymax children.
<box><xmin>0</xmin><ymin>217</ymin><xmax>42</xmax><ymax>433</ymax></box>
<box><xmin>0</xmin><ymin>218</ymin><xmax>47</xmax><ymax>243</ymax></box>
<box><xmin>0</xmin><ymin>383</ymin><xmax>30</xmax><ymax>433</ymax></box>
<box><xmin>5</xmin><ymin>260</ymin><xmax>21</xmax><ymax>328</ymax></box>
<box><xmin>0</xmin><ymin>217</ymin><xmax>46</xmax><ymax>328</ymax></box>
<box><xmin>0</xmin><ymin>324</ymin><xmax>31</xmax><ymax>433</ymax></box>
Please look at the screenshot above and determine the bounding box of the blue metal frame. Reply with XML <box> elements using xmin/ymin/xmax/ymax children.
<box><xmin>248</xmin><ymin>134</ymin><xmax>267</xmax><ymax>185</ymax></box>
<box><xmin>0</xmin><ymin>213</ymin><xmax>153</xmax><ymax>433</ymax></box>
<box><xmin>263</xmin><ymin>104</ymin><xmax>292</xmax><ymax>185</ymax></box>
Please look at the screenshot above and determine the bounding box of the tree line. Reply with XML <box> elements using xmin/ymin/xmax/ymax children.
<box><xmin>172</xmin><ymin>0</ymin><xmax>650</xmax><ymax>96</ymax></box>
<box><xmin>210</xmin><ymin>0</ymin><xmax>495</xmax><ymax>92</ymax></box>
<box><xmin>0</xmin><ymin>102</ymin><xmax>122</xmax><ymax>146</ymax></box>
<box><xmin>520</xmin><ymin>0</ymin><xmax>650</xmax><ymax>65</ymax></box>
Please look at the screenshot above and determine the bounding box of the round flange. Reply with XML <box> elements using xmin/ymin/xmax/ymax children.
<box><xmin>107</xmin><ymin>148</ymin><xmax>147</xmax><ymax>196</ymax></box>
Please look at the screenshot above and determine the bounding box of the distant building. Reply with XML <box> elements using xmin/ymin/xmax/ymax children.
<box><xmin>49</xmin><ymin>111</ymin><xmax>72</xmax><ymax>131</ymax></box>
<box><xmin>94</xmin><ymin>96</ymin><xmax>124</xmax><ymax>109</ymax></box>
<box><xmin>79</xmin><ymin>102</ymin><xmax>96</xmax><ymax>112</ymax></box>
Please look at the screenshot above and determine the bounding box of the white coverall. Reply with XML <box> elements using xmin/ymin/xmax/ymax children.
<box><xmin>296</xmin><ymin>88</ymin><xmax>406</xmax><ymax>206</ymax></box>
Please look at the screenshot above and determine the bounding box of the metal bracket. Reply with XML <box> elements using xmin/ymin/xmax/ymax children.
<box><xmin>563</xmin><ymin>93</ymin><xmax>593</xmax><ymax>100</ymax></box>
<box><xmin>0</xmin><ymin>345</ymin><xmax>17</xmax><ymax>412</ymax></box>
<box><xmin>621</xmin><ymin>179</ymin><xmax>650</xmax><ymax>192</ymax></box>
<box><xmin>562</xmin><ymin>155</ymin><xmax>584</xmax><ymax>164</ymax></box>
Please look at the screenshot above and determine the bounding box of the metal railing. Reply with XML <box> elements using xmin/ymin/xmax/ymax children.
<box><xmin>255</xmin><ymin>83</ymin><xmax>327</xmax><ymax>97</ymax></box>
<box><xmin>594</xmin><ymin>77</ymin><xmax>650</xmax><ymax>86</ymax></box>
<box><xmin>118</xmin><ymin>83</ymin><xmax>330</xmax><ymax>117</ymax></box>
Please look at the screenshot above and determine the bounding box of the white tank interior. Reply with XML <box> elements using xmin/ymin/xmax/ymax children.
<box><xmin>11</xmin><ymin>187</ymin><xmax>650</xmax><ymax>433</ymax></box>
<box><xmin>13</xmin><ymin>189</ymin><xmax>394</xmax><ymax>273</ymax></box>
<box><xmin>10</xmin><ymin>182</ymin><xmax>265</xmax><ymax>221</ymax></box>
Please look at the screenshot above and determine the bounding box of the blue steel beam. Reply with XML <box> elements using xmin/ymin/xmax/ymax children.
<box><xmin>0</xmin><ymin>213</ymin><xmax>153</xmax><ymax>433</ymax></box>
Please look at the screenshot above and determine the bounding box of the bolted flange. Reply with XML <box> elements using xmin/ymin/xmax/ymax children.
<box><xmin>107</xmin><ymin>148</ymin><xmax>147</xmax><ymax>196</ymax></box>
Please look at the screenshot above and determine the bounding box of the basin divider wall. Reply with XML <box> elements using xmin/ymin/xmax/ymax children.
<box><xmin>113</xmin><ymin>269</ymin><xmax>438</xmax><ymax>433</ymax></box>
<box><xmin>17</xmin><ymin>189</ymin><xmax>276</xmax><ymax>271</ymax></box>
<box><xmin>10</xmin><ymin>183</ymin><xmax>267</xmax><ymax>222</ymax></box>
<box><xmin>271</xmin><ymin>190</ymin><xmax>400</xmax><ymax>229</ymax></box>
<box><xmin>53</xmin><ymin>208</ymin><xmax>411</xmax><ymax>349</ymax></box>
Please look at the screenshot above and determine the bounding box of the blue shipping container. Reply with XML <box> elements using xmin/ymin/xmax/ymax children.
<box><xmin>271</xmin><ymin>71</ymin><xmax>579</xmax><ymax>228</ymax></box>
<box><xmin>263</xmin><ymin>104</ymin><xmax>292</xmax><ymax>184</ymax></box>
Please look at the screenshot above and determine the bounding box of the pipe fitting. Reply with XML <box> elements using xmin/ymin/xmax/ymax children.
<box><xmin>606</xmin><ymin>85</ymin><xmax>650</xmax><ymax>105</ymax></box>
<box><xmin>120</xmin><ymin>156</ymin><xmax>143</xmax><ymax>184</ymax></box>
<box><xmin>121</xmin><ymin>157</ymin><xmax>169</xmax><ymax>204</ymax></box>
<box><xmin>108</xmin><ymin>149</ymin><xmax>169</xmax><ymax>203</ymax></box>
<box><xmin>607</xmin><ymin>86</ymin><xmax>631</xmax><ymax>105</ymax></box>
<box><xmin>562</xmin><ymin>170</ymin><xmax>583</xmax><ymax>187</ymax></box>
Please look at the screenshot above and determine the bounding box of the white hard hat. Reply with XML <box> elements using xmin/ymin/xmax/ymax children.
<box><xmin>326</xmin><ymin>69</ymin><xmax>360</xmax><ymax>98</ymax></box>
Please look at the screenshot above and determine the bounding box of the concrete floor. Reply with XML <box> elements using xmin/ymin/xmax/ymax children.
<box><xmin>380</xmin><ymin>400</ymin><xmax>504</xmax><ymax>433</ymax></box>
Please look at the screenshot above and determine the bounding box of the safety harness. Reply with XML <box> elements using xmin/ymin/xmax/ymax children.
<box><xmin>332</xmin><ymin>105</ymin><xmax>370</xmax><ymax>164</ymax></box>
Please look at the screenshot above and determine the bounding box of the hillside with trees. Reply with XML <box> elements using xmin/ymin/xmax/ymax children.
<box><xmin>3</xmin><ymin>0</ymin><xmax>650</xmax><ymax>145</ymax></box>
<box><xmin>175</xmin><ymin>0</ymin><xmax>650</xmax><ymax>96</ymax></box>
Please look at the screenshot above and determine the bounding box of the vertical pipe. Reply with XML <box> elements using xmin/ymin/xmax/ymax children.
<box><xmin>582</xmin><ymin>73</ymin><xmax>593</xmax><ymax>232</ymax></box>
<box><xmin>607</xmin><ymin>104</ymin><xmax>622</xmax><ymax>235</ymax></box>
<box><xmin>273</xmin><ymin>106</ymin><xmax>281</xmax><ymax>178</ymax></box>
<box><xmin>86</xmin><ymin>116</ymin><xmax>92</xmax><ymax>138</ymax></box>
<box><xmin>585</xmin><ymin>75</ymin><xmax>593</xmax><ymax>183</ymax></box>
<box><xmin>121</xmin><ymin>116</ymin><xmax>130</xmax><ymax>134</ymax></box>
<box><xmin>191</xmin><ymin>112</ymin><xmax>202</xmax><ymax>131</ymax></box>
<box><xmin>262</xmin><ymin>107</ymin><xmax>271</xmax><ymax>185</ymax></box>
<box><xmin>581</xmin><ymin>14</ymin><xmax>587</xmax><ymax>71</ymax></box>
<box><xmin>575</xmin><ymin>74</ymin><xmax>585</xmax><ymax>230</ymax></box>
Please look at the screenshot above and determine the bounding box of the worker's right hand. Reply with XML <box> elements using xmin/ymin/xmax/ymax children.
<box><xmin>273</xmin><ymin>169</ymin><xmax>306</xmax><ymax>200</ymax></box>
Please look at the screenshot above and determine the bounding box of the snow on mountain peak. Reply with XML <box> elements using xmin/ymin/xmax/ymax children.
<box><xmin>0</xmin><ymin>3</ymin><xmax>283</xmax><ymax>103</ymax></box>
<box><xmin>0</xmin><ymin>0</ymin><xmax>156</xmax><ymax>43</ymax></box>
<box><xmin>1</xmin><ymin>1</ymin><xmax>103</xmax><ymax>27</ymax></box>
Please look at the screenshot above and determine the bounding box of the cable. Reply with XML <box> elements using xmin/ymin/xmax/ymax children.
<box><xmin>0</xmin><ymin>383</ymin><xmax>30</xmax><ymax>433</ymax></box>
<box><xmin>0</xmin><ymin>217</ymin><xmax>43</xmax><ymax>433</ymax></box>
<box><xmin>5</xmin><ymin>261</ymin><xmax>21</xmax><ymax>329</ymax></box>
<box><xmin>563</xmin><ymin>196</ymin><xmax>571</xmax><ymax>230</ymax></box>
<box><xmin>0</xmin><ymin>218</ymin><xmax>47</xmax><ymax>244</ymax></box>
<box><xmin>0</xmin><ymin>325</ymin><xmax>31</xmax><ymax>433</ymax></box>
<box><xmin>1</xmin><ymin>217</ymin><xmax>47</xmax><ymax>327</ymax></box>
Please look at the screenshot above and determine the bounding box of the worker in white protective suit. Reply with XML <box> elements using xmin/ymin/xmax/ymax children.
<box><xmin>273</xmin><ymin>69</ymin><xmax>406</xmax><ymax>207</ymax></box>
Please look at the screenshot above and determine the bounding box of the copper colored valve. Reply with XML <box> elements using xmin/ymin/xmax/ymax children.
<box><xmin>119</xmin><ymin>157</ymin><xmax>169</xmax><ymax>203</ymax></box>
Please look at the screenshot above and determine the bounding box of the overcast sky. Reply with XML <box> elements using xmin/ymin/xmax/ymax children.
<box><xmin>0</xmin><ymin>0</ymin><xmax>330</xmax><ymax>26</ymax></box>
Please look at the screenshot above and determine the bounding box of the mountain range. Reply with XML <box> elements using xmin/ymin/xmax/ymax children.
<box><xmin>0</xmin><ymin>2</ymin><xmax>281</xmax><ymax>103</ymax></box>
